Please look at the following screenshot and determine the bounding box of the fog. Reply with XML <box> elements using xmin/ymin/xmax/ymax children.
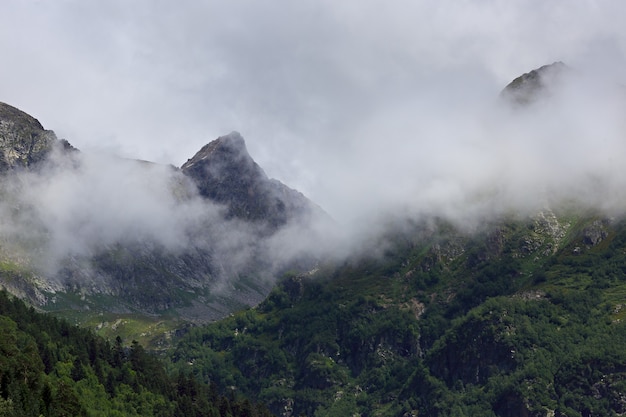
<box><xmin>0</xmin><ymin>142</ymin><xmax>337</xmax><ymax>291</ymax></box>
<box><xmin>0</xmin><ymin>1</ymin><xmax>626</xmax><ymax>283</ymax></box>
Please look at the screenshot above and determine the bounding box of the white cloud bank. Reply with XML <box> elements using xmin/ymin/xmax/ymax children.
<box><xmin>0</xmin><ymin>0</ymin><xmax>625</xmax><ymax>231</ymax></box>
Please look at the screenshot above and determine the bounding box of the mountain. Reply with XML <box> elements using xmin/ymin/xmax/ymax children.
<box><xmin>4</xmin><ymin>62</ymin><xmax>626</xmax><ymax>417</ymax></box>
<box><xmin>0</xmin><ymin>101</ymin><xmax>57</xmax><ymax>171</ymax></box>
<box><xmin>500</xmin><ymin>61</ymin><xmax>569</xmax><ymax>105</ymax></box>
<box><xmin>165</xmin><ymin>65</ymin><xmax>626</xmax><ymax>416</ymax></box>
<box><xmin>0</xmin><ymin>104</ymin><xmax>325</xmax><ymax>333</ymax></box>
<box><xmin>182</xmin><ymin>132</ymin><xmax>319</xmax><ymax>229</ymax></box>
<box><xmin>169</xmin><ymin>201</ymin><xmax>626</xmax><ymax>417</ymax></box>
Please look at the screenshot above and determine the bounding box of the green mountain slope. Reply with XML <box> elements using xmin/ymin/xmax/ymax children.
<box><xmin>169</xmin><ymin>211</ymin><xmax>626</xmax><ymax>416</ymax></box>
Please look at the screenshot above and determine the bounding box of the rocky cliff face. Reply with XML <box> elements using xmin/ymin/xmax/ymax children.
<box><xmin>0</xmin><ymin>102</ymin><xmax>58</xmax><ymax>171</ymax></box>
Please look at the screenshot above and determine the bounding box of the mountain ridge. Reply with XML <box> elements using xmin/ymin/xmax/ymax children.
<box><xmin>0</xmin><ymin>104</ymin><xmax>325</xmax><ymax>328</ymax></box>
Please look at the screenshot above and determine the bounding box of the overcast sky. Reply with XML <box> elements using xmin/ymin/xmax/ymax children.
<box><xmin>1</xmin><ymin>1</ymin><xmax>626</xmax><ymax>222</ymax></box>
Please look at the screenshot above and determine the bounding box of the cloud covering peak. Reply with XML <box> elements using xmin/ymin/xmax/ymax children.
<box><xmin>0</xmin><ymin>1</ymin><xmax>625</xmax><ymax>229</ymax></box>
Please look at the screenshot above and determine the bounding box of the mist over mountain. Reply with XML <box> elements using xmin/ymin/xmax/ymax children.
<box><xmin>160</xmin><ymin>64</ymin><xmax>626</xmax><ymax>417</ymax></box>
<box><xmin>1</xmin><ymin>3</ymin><xmax>626</xmax><ymax>414</ymax></box>
<box><xmin>0</xmin><ymin>103</ymin><xmax>329</xmax><ymax>320</ymax></box>
<box><xmin>408</xmin><ymin>62</ymin><xmax>625</xmax><ymax>223</ymax></box>
<box><xmin>0</xmin><ymin>61</ymin><xmax>624</xmax><ymax>322</ymax></box>
<box><xmin>500</xmin><ymin>61</ymin><xmax>569</xmax><ymax>105</ymax></box>
<box><xmin>1</xmin><ymin>61</ymin><xmax>626</xmax><ymax>415</ymax></box>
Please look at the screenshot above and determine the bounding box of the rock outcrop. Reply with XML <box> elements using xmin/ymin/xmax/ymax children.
<box><xmin>0</xmin><ymin>102</ymin><xmax>57</xmax><ymax>171</ymax></box>
<box><xmin>182</xmin><ymin>132</ymin><xmax>317</xmax><ymax>229</ymax></box>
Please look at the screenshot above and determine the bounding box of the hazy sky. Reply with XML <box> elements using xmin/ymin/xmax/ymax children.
<box><xmin>1</xmin><ymin>1</ymin><xmax>626</xmax><ymax>222</ymax></box>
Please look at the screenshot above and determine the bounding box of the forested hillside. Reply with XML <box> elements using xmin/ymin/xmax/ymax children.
<box><xmin>0</xmin><ymin>290</ymin><xmax>271</xmax><ymax>417</ymax></box>
<box><xmin>169</xmin><ymin>212</ymin><xmax>626</xmax><ymax>416</ymax></box>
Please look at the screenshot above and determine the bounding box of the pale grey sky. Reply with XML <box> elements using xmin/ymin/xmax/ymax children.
<box><xmin>1</xmin><ymin>0</ymin><xmax>625</xmax><ymax>222</ymax></box>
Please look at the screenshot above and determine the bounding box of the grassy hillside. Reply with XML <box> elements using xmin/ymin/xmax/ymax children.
<box><xmin>168</xmin><ymin>211</ymin><xmax>626</xmax><ymax>416</ymax></box>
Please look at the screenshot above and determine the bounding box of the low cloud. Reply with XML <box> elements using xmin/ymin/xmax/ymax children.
<box><xmin>0</xmin><ymin>143</ymin><xmax>334</xmax><ymax>294</ymax></box>
<box><xmin>0</xmin><ymin>66</ymin><xmax>624</xmax><ymax>302</ymax></box>
<box><xmin>0</xmin><ymin>148</ymin><xmax>203</xmax><ymax>273</ymax></box>
<box><xmin>310</xmin><ymin>68</ymin><xmax>626</xmax><ymax>236</ymax></box>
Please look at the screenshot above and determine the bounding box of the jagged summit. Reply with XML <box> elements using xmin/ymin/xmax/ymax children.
<box><xmin>500</xmin><ymin>61</ymin><xmax>569</xmax><ymax>105</ymax></box>
<box><xmin>182</xmin><ymin>132</ymin><xmax>316</xmax><ymax>228</ymax></box>
<box><xmin>182</xmin><ymin>131</ymin><xmax>248</xmax><ymax>167</ymax></box>
<box><xmin>184</xmin><ymin>131</ymin><xmax>248</xmax><ymax>161</ymax></box>
<box><xmin>181</xmin><ymin>131</ymin><xmax>267</xmax><ymax>185</ymax></box>
<box><xmin>0</xmin><ymin>101</ymin><xmax>58</xmax><ymax>170</ymax></box>
<box><xmin>0</xmin><ymin>101</ymin><xmax>46</xmax><ymax>130</ymax></box>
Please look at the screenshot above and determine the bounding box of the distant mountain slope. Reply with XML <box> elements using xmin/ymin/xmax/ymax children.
<box><xmin>0</xmin><ymin>103</ymin><xmax>325</xmax><ymax>327</ymax></box>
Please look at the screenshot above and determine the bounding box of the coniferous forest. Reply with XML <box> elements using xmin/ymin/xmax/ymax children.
<box><xmin>0</xmin><ymin>290</ymin><xmax>271</xmax><ymax>417</ymax></box>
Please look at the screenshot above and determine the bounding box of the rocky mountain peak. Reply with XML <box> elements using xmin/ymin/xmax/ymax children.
<box><xmin>182</xmin><ymin>132</ymin><xmax>316</xmax><ymax>228</ymax></box>
<box><xmin>0</xmin><ymin>101</ymin><xmax>45</xmax><ymax>130</ymax></box>
<box><xmin>500</xmin><ymin>61</ymin><xmax>569</xmax><ymax>105</ymax></box>
<box><xmin>199</xmin><ymin>130</ymin><xmax>248</xmax><ymax>158</ymax></box>
<box><xmin>181</xmin><ymin>131</ymin><xmax>265</xmax><ymax>181</ymax></box>
<box><xmin>0</xmin><ymin>101</ymin><xmax>58</xmax><ymax>171</ymax></box>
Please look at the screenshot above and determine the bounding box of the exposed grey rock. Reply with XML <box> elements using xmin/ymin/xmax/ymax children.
<box><xmin>0</xmin><ymin>102</ymin><xmax>58</xmax><ymax>171</ymax></box>
<box><xmin>181</xmin><ymin>131</ymin><xmax>319</xmax><ymax>229</ymax></box>
<box><xmin>583</xmin><ymin>219</ymin><xmax>609</xmax><ymax>246</ymax></box>
<box><xmin>500</xmin><ymin>61</ymin><xmax>568</xmax><ymax>105</ymax></box>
